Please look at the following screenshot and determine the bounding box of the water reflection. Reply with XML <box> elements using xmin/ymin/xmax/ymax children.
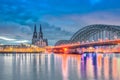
<box><xmin>0</xmin><ymin>53</ymin><xmax>120</xmax><ymax>80</ymax></box>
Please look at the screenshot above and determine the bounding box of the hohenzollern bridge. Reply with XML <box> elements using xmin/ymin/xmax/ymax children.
<box><xmin>47</xmin><ymin>24</ymin><xmax>120</xmax><ymax>53</ymax></box>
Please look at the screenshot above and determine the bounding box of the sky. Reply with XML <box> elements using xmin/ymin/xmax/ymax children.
<box><xmin>0</xmin><ymin>0</ymin><xmax>120</xmax><ymax>45</ymax></box>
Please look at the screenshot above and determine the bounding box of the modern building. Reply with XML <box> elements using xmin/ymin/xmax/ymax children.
<box><xmin>32</xmin><ymin>24</ymin><xmax>48</xmax><ymax>47</ymax></box>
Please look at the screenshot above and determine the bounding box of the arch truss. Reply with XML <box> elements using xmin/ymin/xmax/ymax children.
<box><xmin>55</xmin><ymin>24</ymin><xmax>120</xmax><ymax>46</ymax></box>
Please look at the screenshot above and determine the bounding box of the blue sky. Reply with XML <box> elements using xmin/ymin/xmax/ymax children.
<box><xmin>0</xmin><ymin>0</ymin><xmax>120</xmax><ymax>45</ymax></box>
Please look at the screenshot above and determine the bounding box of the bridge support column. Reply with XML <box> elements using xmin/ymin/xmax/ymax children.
<box><xmin>103</xmin><ymin>30</ymin><xmax>106</xmax><ymax>40</ymax></box>
<box><xmin>98</xmin><ymin>30</ymin><xmax>101</xmax><ymax>40</ymax></box>
<box><xmin>93</xmin><ymin>35</ymin><xmax>95</xmax><ymax>41</ymax></box>
<box><xmin>96</xmin><ymin>31</ymin><xmax>99</xmax><ymax>41</ymax></box>
<box><xmin>101</xmin><ymin>30</ymin><xmax>104</xmax><ymax>40</ymax></box>
<box><xmin>99</xmin><ymin>30</ymin><xmax>103</xmax><ymax>40</ymax></box>
<box><xmin>108</xmin><ymin>31</ymin><xmax>111</xmax><ymax>40</ymax></box>
<box><xmin>105</xmin><ymin>31</ymin><xmax>108</xmax><ymax>40</ymax></box>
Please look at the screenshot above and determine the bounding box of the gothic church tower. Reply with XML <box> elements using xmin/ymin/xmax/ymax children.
<box><xmin>32</xmin><ymin>24</ymin><xmax>48</xmax><ymax>47</ymax></box>
<box><xmin>32</xmin><ymin>24</ymin><xmax>38</xmax><ymax>44</ymax></box>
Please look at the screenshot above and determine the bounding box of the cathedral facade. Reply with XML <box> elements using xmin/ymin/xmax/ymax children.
<box><xmin>32</xmin><ymin>24</ymin><xmax>48</xmax><ymax>47</ymax></box>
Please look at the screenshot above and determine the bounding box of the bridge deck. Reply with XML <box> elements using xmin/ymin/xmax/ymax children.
<box><xmin>53</xmin><ymin>39</ymin><xmax>120</xmax><ymax>49</ymax></box>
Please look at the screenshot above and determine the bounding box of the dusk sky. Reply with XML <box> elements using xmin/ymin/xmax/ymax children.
<box><xmin>0</xmin><ymin>0</ymin><xmax>120</xmax><ymax>45</ymax></box>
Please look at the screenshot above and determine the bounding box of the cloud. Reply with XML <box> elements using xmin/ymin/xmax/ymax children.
<box><xmin>0</xmin><ymin>36</ymin><xmax>30</xmax><ymax>44</ymax></box>
<box><xmin>0</xmin><ymin>22</ymin><xmax>32</xmax><ymax>39</ymax></box>
<box><xmin>1</xmin><ymin>0</ymin><xmax>120</xmax><ymax>26</ymax></box>
<box><xmin>14</xmin><ymin>40</ymin><xmax>29</xmax><ymax>43</ymax></box>
<box><xmin>79</xmin><ymin>10</ymin><xmax>120</xmax><ymax>25</ymax></box>
<box><xmin>0</xmin><ymin>36</ymin><xmax>16</xmax><ymax>41</ymax></box>
<box><xmin>42</xmin><ymin>10</ymin><xmax>120</xmax><ymax>30</ymax></box>
<box><xmin>41</xmin><ymin>15</ymin><xmax>85</xmax><ymax>33</ymax></box>
<box><xmin>0</xmin><ymin>22</ymin><xmax>32</xmax><ymax>44</ymax></box>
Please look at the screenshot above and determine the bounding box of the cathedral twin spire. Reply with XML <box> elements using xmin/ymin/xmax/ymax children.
<box><xmin>39</xmin><ymin>24</ymin><xmax>43</xmax><ymax>39</ymax></box>
<box><xmin>32</xmin><ymin>24</ymin><xmax>48</xmax><ymax>46</ymax></box>
<box><xmin>33</xmin><ymin>24</ymin><xmax>37</xmax><ymax>39</ymax></box>
<box><xmin>33</xmin><ymin>24</ymin><xmax>43</xmax><ymax>39</ymax></box>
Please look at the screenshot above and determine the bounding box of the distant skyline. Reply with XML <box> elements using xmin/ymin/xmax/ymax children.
<box><xmin>0</xmin><ymin>0</ymin><xmax>120</xmax><ymax>45</ymax></box>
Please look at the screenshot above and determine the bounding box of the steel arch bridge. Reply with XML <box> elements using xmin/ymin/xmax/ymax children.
<box><xmin>55</xmin><ymin>24</ymin><xmax>120</xmax><ymax>46</ymax></box>
<box><xmin>55</xmin><ymin>40</ymin><xmax>70</xmax><ymax>46</ymax></box>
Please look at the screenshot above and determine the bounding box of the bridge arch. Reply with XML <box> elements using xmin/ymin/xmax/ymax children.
<box><xmin>55</xmin><ymin>40</ymin><xmax>70</xmax><ymax>46</ymax></box>
<box><xmin>70</xmin><ymin>24</ymin><xmax>120</xmax><ymax>42</ymax></box>
<box><xmin>55</xmin><ymin>24</ymin><xmax>120</xmax><ymax>46</ymax></box>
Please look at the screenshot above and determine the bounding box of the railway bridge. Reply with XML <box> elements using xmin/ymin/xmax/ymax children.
<box><xmin>48</xmin><ymin>24</ymin><xmax>120</xmax><ymax>53</ymax></box>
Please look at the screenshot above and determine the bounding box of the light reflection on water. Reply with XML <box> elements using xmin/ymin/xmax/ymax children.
<box><xmin>0</xmin><ymin>53</ymin><xmax>120</xmax><ymax>80</ymax></box>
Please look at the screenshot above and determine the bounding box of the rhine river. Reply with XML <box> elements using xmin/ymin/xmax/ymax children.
<box><xmin>0</xmin><ymin>53</ymin><xmax>120</xmax><ymax>80</ymax></box>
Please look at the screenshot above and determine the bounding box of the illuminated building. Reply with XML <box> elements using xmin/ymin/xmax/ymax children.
<box><xmin>32</xmin><ymin>24</ymin><xmax>48</xmax><ymax>47</ymax></box>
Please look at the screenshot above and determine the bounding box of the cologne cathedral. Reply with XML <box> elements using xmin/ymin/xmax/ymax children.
<box><xmin>32</xmin><ymin>24</ymin><xmax>48</xmax><ymax>47</ymax></box>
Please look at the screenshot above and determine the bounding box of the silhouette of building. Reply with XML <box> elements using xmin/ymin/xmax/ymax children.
<box><xmin>32</xmin><ymin>24</ymin><xmax>48</xmax><ymax>47</ymax></box>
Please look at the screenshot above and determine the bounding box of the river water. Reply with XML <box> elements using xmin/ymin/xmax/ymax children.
<box><xmin>0</xmin><ymin>53</ymin><xmax>120</xmax><ymax>80</ymax></box>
